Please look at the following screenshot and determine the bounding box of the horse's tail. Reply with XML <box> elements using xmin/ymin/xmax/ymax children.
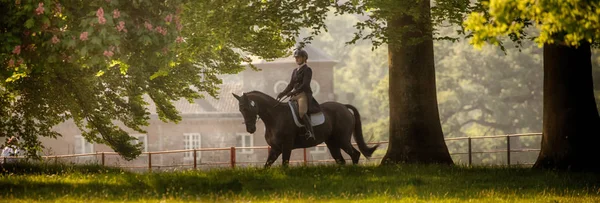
<box><xmin>345</xmin><ymin>104</ymin><xmax>379</xmax><ymax>158</ymax></box>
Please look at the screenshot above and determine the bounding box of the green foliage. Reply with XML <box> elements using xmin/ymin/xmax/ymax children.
<box><xmin>436</xmin><ymin>37</ymin><xmax>543</xmax><ymax>137</ymax></box>
<box><xmin>464</xmin><ymin>0</ymin><xmax>600</xmax><ymax>47</ymax></box>
<box><xmin>0</xmin><ymin>1</ymin><xmax>333</xmax><ymax>160</ymax></box>
<box><xmin>1</xmin><ymin>163</ymin><xmax>600</xmax><ymax>202</ymax></box>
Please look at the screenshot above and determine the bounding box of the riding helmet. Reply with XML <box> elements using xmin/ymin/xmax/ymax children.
<box><xmin>293</xmin><ymin>48</ymin><xmax>308</xmax><ymax>59</ymax></box>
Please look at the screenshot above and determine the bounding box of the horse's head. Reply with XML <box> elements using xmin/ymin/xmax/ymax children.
<box><xmin>233</xmin><ymin>92</ymin><xmax>259</xmax><ymax>134</ymax></box>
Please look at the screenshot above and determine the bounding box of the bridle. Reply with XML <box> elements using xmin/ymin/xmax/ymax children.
<box><xmin>242</xmin><ymin>94</ymin><xmax>290</xmax><ymax>125</ymax></box>
<box><xmin>243</xmin><ymin>99</ymin><xmax>261</xmax><ymax>125</ymax></box>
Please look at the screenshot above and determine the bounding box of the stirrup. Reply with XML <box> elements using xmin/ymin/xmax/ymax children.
<box><xmin>304</xmin><ymin>127</ymin><xmax>316</xmax><ymax>140</ymax></box>
<box><xmin>305</xmin><ymin>131</ymin><xmax>315</xmax><ymax>140</ymax></box>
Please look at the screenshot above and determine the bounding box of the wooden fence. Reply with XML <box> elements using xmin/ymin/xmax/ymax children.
<box><xmin>2</xmin><ymin>133</ymin><xmax>542</xmax><ymax>170</ymax></box>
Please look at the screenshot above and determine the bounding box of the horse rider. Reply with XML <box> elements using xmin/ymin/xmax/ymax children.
<box><xmin>277</xmin><ymin>47</ymin><xmax>321</xmax><ymax>140</ymax></box>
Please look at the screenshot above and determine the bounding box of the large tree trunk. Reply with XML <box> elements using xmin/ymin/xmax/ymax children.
<box><xmin>534</xmin><ymin>42</ymin><xmax>600</xmax><ymax>171</ymax></box>
<box><xmin>380</xmin><ymin>0</ymin><xmax>453</xmax><ymax>165</ymax></box>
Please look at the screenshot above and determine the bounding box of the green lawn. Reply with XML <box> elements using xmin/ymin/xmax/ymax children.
<box><xmin>1</xmin><ymin>162</ymin><xmax>599</xmax><ymax>202</ymax></box>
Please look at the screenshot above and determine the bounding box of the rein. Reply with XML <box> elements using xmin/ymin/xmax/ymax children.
<box><xmin>272</xmin><ymin>95</ymin><xmax>290</xmax><ymax>108</ymax></box>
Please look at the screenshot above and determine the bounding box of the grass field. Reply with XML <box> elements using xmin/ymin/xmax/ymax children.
<box><xmin>1</xmin><ymin>162</ymin><xmax>599</xmax><ymax>202</ymax></box>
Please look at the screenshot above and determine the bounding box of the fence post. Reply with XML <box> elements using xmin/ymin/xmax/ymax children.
<box><xmin>507</xmin><ymin>135</ymin><xmax>511</xmax><ymax>166</ymax></box>
<box><xmin>230</xmin><ymin>147</ymin><xmax>236</xmax><ymax>168</ymax></box>
<box><xmin>303</xmin><ymin>148</ymin><xmax>307</xmax><ymax>166</ymax></box>
<box><xmin>468</xmin><ymin>137</ymin><xmax>472</xmax><ymax>166</ymax></box>
<box><xmin>193</xmin><ymin>149</ymin><xmax>197</xmax><ymax>169</ymax></box>
<box><xmin>3</xmin><ymin>157</ymin><xmax>6</xmax><ymax>164</ymax></box>
<box><xmin>101</xmin><ymin>152</ymin><xmax>105</xmax><ymax>166</ymax></box>
<box><xmin>54</xmin><ymin>156</ymin><xmax>58</xmax><ymax>165</ymax></box>
<box><xmin>148</xmin><ymin>153</ymin><xmax>152</xmax><ymax>172</ymax></box>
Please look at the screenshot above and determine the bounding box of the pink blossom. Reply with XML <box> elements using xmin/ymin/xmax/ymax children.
<box><xmin>98</xmin><ymin>16</ymin><xmax>106</xmax><ymax>24</ymax></box>
<box><xmin>165</xmin><ymin>14</ymin><xmax>173</xmax><ymax>23</ymax></box>
<box><xmin>103</xmin><ymin>50</ymin><xmax>114</xmax><ymax>57</ymax></box>
<box><xmin>17</xmin><ymin>58</ymin><xmax>23</xmax><ymax>65</ymax></box>
<box><xmin>79</xmin><ymin>32</ymin><xmax>89</xmax><ymax>41</ymax></box>
<box><xmin>155</xmin><ymin>26</ymin><xmax>167</xmax><ymax>36</ymax></box>
<box><xmin>116</xmin><ymin>21</ymin><xmax>126</xmax><ymax>32</ymax></box>
<box><xmin>55</xmin><ymin>3</ymin><xmax>62</xmax><ymax>14</ymax></box>
<box><xmin>12</xmin><ymin>45</ymin><xmax>21</xmax><ymax>55</ymax></box>
<box><xmin>154</xmin><ymin>26</ymin><xmax>167</xmax><ymax>35</ymax></box>
<box><xmin>113</xmin><ymin>9</ymin><xmax>120</xmax><ymax>19</ymax></box>
<box><xmin>96</xmin><ymin>7</ymin><xmax>104</xmax><ymax>17</ymax></box>
<box><xmin>176</xmin><ymin>36</ymin><xmax>183</xmax><ymax>43</ymax></box>
<box><xmin>176</xmin><ymin>23</ymin><xmax>183</xmax><ymax>31</ymax></box>
<box><xmin>96</xmin><ymin>8</ymin><xmax>106</xmax><ymax>24</ymax></box>
<box><xmin>8</xmin><ymin>59</ymin><xmax>14</xmax><ymax>67</ymax></box>
<box><xmin>51</xmin><ymin>35</ymin><xmax>60</xmax><ymax>44</ymax></box>
<box><xmin>35</xmin><ymin>2</ymin><xmax>44</xmax><ymax>15</ymax></box>
<box><xmin>162</xmin><ymin>47</ymin><xmax>168</xmax><ymax>54</ymax></box>
<box><xmin>144</xmin><ymin>22</ymin><xmax>153</xmax><ymax>31</ymax></box>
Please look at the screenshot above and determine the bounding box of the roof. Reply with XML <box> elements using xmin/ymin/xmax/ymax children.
<box><xmin>242</xmin><ymin>44</ymin><xmax>338</xmax><ymax>65</ymax></box>
<box><xmin>145</xmin><ymin>81</ymin><xmax>242</xmax><ymax>115</ymax></box>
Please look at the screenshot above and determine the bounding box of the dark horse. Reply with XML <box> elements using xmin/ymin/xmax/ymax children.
<box><xmin>233</xmin><ymin>91</ymin><xmax>379</xmax><ymax>168</ymax></box>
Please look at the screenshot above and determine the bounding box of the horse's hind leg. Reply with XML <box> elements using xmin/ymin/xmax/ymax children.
<box><xmin>341</xmin><ymin>144</ymin><xmax>361</xmax><ymax>165</ymax></box>
<box><xmin>325</xmin><ymin>142</ymin><xmax>345</xmax><ymax>165</ymax></box>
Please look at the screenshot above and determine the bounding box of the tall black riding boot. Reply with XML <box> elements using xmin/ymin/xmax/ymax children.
<box><xmin>302</xmin><ymin>116</ymin><xmax>315</xmax><ymax>140</ymax></box>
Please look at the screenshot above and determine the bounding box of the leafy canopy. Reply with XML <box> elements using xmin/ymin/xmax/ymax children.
<box><xmin>464</xmin><ymin>0</ymin><xmax>600</xmax><ymax>48</ymax></box>
<box><xmin>0</xmin><ymin>0</ymin><xmax>330</xmax><ymax>160</ymax></box>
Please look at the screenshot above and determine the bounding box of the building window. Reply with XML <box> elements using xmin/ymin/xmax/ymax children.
<box><xmin>273</xmin><ymin>80</ymin><xmax>289</xmax><ymax>94</ymax></box>
<box><xmin>310</xmin><ymin>145</ymin><xmax>327</xmax><ymax>154</ymax></box>
<box><xmin>236</xmin><ymin>133</ymin><xmax>254</xmax><ymax>154</ymax></box>
<box><xmin>130</xmin><ymin>134</ymin><xmax>148</xmax><ymax>153</ymax></box>
<box><xmin>183</xmin><ymin>133</ymin><xmax>201</xmax><ymax>160</ymax></box>
<box><xmin>74</xmin><ymin>135</ymin><xmax>94</xmax><ymax>154</ymax></box>
<box><xmin>310</xmin><ymin>80</ymin><xmax>320</xmax><ymax>96</ymax></box>
<box><xmin>74</xmin><ymin>135</ymin><xmax>95</xmax><ymax>163</ymax></box>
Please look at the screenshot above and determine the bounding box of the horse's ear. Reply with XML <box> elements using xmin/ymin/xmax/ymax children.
<box><xmin>232</xmin><ymin>93</ymin><xmax>241</xmax><ymax>101</ymax></box>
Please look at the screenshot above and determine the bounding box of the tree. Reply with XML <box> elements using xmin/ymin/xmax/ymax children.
<box><xmin>465</xmin><ymin>0</ymin><xmax>600</xmax><ymax>170</ymax></box>
<box><xmin>0</xmin><ymin>0</ymin><xmax>331</xmax><ymax>160</ymax></box>
<box><xmin>332</xmin><ymin>0</ymin><xmax>460</xmax><ymax>164</ymax></box>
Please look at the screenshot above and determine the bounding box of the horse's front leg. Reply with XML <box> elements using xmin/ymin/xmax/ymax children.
<box><xmin>281</xmin><ymin>147</ymin><xmax>292</xmax><ymax>167</ymax></box>
<box><xmin>264</xmin><ymin>147</ymin><xmax>282</xmax><ymax>168</ymax></box>
<box><xmin>280</xmin><ymin>139</ymin><xmax>295</xmax><ymax>167</ymax></box>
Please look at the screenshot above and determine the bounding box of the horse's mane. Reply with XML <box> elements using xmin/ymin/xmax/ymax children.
<box><xmin>244</xmin><ymin>90</ymin><xmax>282</xmax><ymax>105</ymax></box>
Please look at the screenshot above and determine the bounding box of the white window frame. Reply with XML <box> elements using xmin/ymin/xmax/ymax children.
<box><xmin>236</xmin><ymin>133</ymin><xmax>254</xmax><ymax>154</ymax></box>
<box><xmin>74</xmin><ymin>135</ymin><xmax>95</xmax><ymax>163</ymax></box>
<box><xmin>183</xmin><ymin>133</ymin><xmax>201</xmax><ymax>161</ymax></box>
<box><xmin>310</xmin><ymin>145</ymin><xmax>327</xmax><ymax>154</ymax></box>
<box><xmin>74</xmin><ymin>135</ymin><xmax>94</xmax><ymax>154</ymax></box>
<box><xmin>130</xmin><ymin>134</ymin><xmax>148</xmax><ymax>154</ymax></box>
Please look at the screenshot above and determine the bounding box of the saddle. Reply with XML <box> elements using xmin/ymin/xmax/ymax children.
<box><xmin>288</xmin><ymin>100</ymin><xmax>325</xmax><ymax>127</ymax></box>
